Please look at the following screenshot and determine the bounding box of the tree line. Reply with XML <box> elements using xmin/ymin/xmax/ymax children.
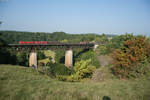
<box><xmin>0</xmin><ymin>31</ymin><xmax>114</xmax><ymax>44</ymax></box>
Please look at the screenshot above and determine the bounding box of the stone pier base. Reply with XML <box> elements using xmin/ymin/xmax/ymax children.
<box><xmin>65</xmin><ymin>50</ymin><xmax>73</xmax><ymax>67</ymax></box>
<box><xmin>29</xmin><ymin>52</ymin><xmax>37</xmax><ymax>67</ymax></box>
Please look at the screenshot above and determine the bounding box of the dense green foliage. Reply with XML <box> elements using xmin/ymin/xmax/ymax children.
<box><xmin>37</xmin><ymin>51</ymin><xmax>46</xmax><ymax>60</ymax></box>
<box><xmin>47</xmin><ymin>62</ymin><xmax>72</xmax><ymax>77</ymax></box>
<box><xmin>74</xmin><ymin>49</ymin><xmax>100</xmax><ymax>68</ymax></box>
<box><xmin>0</xmin><ymin>50</ymin><xmax>16</xmax><ymax>64</ymax></box>
<box><xmin>0</xmin><ymin>33</ymin><xmax>6</xmax><ymax>47</ymax></box>
<box><xmin>109</xmin><ymin>34</ymin><xmax>134</xmax><ymax>49</ymax></box>
<box><xmin>148</xmin><ymin>36</ymin><xmax>150</xmax><ymax>43</ymax></box>
<box><xmin>46</xmin><ymin>49</ymin><xmax>99</xmax><ymax>81</ymax></box>
<box><xmin>0</xmin><ymin>31</ymin><xmax>113</xmax><ymax>44</ymax></box>
<box><xmin>73</xmin><ymin>59</ymin><xmax>96</xmax><ymax>79</ymax></box>
<box><xmin>54</xmin><ymin>49</ymin><xmax>100</xmax><ymax>68</ymax></box>
<box><xmin>112</xmin><ymin>36</ymin><xmax>150</xmax><ymax>78</ymax></box>
<box><xmin>58</xmin><ymin>59</ymin><xmax>96</xmax><ymax>82</ymax></box>
<box><xmin>0</xmin><ymin>33</ymin><xmax>17</xmax><ymax>64</ymax></box>
<box><xmin>16</xmin><ymin>52</ymin><xmax>28</xmax><ymax>66</ymax></box>
<box><xmin>54</xmin><ymin>50</ymin><xmax>65</xmax><ymax>64</ymax></box>
<box><xmin>98</xmin><ymin>34</ymin><xmax>134</xmax><ymax>55</ymax></box>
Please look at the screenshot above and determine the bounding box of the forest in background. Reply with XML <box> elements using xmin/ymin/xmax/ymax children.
<box><xmin>0</xmin><ymin>31</ymin><xmax>115</xmax><ymax>44</ymax></box>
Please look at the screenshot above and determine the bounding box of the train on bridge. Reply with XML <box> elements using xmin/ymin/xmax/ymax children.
<box><xmin>19</xmin><ymin>41</ymin><xmax>48</xmax><ymax>44</ymax></box>
<box><xmin>8</xmin><ymin>41</ymin><xmax>96</xmax><ymax>67</ymax></box>
<box><xmin>19</xmin><ymin>41</ymin><xmax>92</xmax><ymax>45</ymax></box>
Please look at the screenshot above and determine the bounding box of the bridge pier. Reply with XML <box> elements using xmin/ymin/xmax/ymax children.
<box><xmin>94</xmin><ymin>44</ymin><xmax>99</xmax><ymax>50</ymax></box>
<box><xmin>29</xmin><ymin>51</ymin><xmax>37</xmax><ymax>68</ymax></box>
<box><xmin>65</xmin><ymin>49</ymin><xmax>73</xmax><ymax>67</ymax></box>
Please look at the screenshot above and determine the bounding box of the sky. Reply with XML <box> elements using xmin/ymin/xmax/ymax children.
<box><xmin>0</xmin><ymin>0</ymin><xmax>150</xmax><ymax>35</ymax></box>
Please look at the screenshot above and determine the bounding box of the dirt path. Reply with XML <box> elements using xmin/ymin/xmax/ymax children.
<box><xmin>95</xmin><ymin>50</ymin><xmax>113</xmax><ymax>67</ymax></box>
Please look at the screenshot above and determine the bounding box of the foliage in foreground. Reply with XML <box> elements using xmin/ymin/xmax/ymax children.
<box><xmin>112</xmin><ymin>36</ymin><xmax>150</xmax><ymax>78</ymax></box>
<box><xmin>57</xmin><ymin>59</ymin><xmax>96</xmax><ymax>82</ymax></box>
<box><xmin>46</xmin><ymin>63</ymin><xmax>72</xmax><ymax>77</ymax></box>
<box><xmin>74</xmin><ymin>49</ymin><xmax>100</xmax><ymax>68</ymax></box>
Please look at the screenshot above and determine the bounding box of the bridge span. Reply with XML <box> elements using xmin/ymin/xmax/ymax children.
<box><xmin>7</xmin><ymin>42</ymin><xmax>97</xmax><ymax>67</ymax></box>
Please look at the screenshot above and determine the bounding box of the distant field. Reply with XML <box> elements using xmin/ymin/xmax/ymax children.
<box><xmin>0</xmin><ymin>64</ymin><xmax>150</xmax><ymax>100</ymax></box>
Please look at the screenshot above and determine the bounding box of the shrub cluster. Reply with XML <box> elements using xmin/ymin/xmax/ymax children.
<box><xmin>75</xmin><ymin>50</ymin><xmax>100</xmax><ymax>68</ymax></box>
<box><xmin>112</xmin><ymin>36</ymin><xmax>150</xmax><ymax>78</ymax></box>
<box><xmin>47</xmin><ymin>62</ymin><xmax>72</xmax><ymax>77</ymax></box>
<box><xmin>98</xmin><ymin>34</ymin><xmax>134</xmax><ymax>55</ymax></box>
<box><xmin>37</xmin><ymin>51</ymin><xmax>46</xmax><ymax>60</ymax></box>
<box><xmin>57</xmin><ymin>59</ymin><xmax>96</xmax><ymax>82</ymax></box>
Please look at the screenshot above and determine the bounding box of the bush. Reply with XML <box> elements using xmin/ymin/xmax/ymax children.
<box><xmin>112</xmin><ymin>36</ymin><xmax>150</xmax><ymax>78</ymax></box>
<box><xmin>37</xmin><ymin>51</ymin><xmax>46</xmax><ymax>60</ymax></box>
<box><xmin>98</xmin><ymin>33</ymin><xmax>134</xmax><ymax>55</ymax></box>
<box><xmin>73</xmin><ymin>59</ymin><xmax>96</xmax><ymax>79</ymax></box>
<box><xmin>75</xmin><ymin>50</ymin><xmax>100</xmax><ymax>68</ymax></box>
<box><xmin>58</xmin><ymin>59</ymin><xmax>96</xmax><ymax>82</ymax></box>
<box><xmin>54</xmin><ymin>50</ymin><xmax>65</xmax><ymax>64</ymax></box>
<box><xmin>110</xmin><ymin>33</ymin><xmax>134</xmax><ymax>49</ymax></box>
<box><xmin>16</xmin><ymin>52</ymin><xmax>28</xmax><ymax>66</ymax></box>
<box><xmin>47</xmin><ymin>62</ymin><xmax>72</xmax><ymax>77</ymax></box>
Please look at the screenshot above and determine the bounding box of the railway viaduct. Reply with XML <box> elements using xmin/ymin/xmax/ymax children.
<box><xmin>7</xmin><ymin>42</ymin><xmax>98</xmax><ymax>67</ymax></box>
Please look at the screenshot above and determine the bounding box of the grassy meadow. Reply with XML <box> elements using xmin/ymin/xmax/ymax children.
<box><xmin>0</xmin><ymin>64</ymin><xmax>150</xmax><ymax>100</ymax></box>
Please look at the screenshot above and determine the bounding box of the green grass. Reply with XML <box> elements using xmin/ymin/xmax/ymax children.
<box><xmin>0</xmin><ymin>64</ymin><xmax>150</xmax><ymax>100</ymax></box>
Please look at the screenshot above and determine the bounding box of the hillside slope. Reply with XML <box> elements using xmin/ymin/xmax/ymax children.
<box><xmin>0</xmin><ymin>64</ymin><xmax>150</xmax><ymax>100</ymax></box>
